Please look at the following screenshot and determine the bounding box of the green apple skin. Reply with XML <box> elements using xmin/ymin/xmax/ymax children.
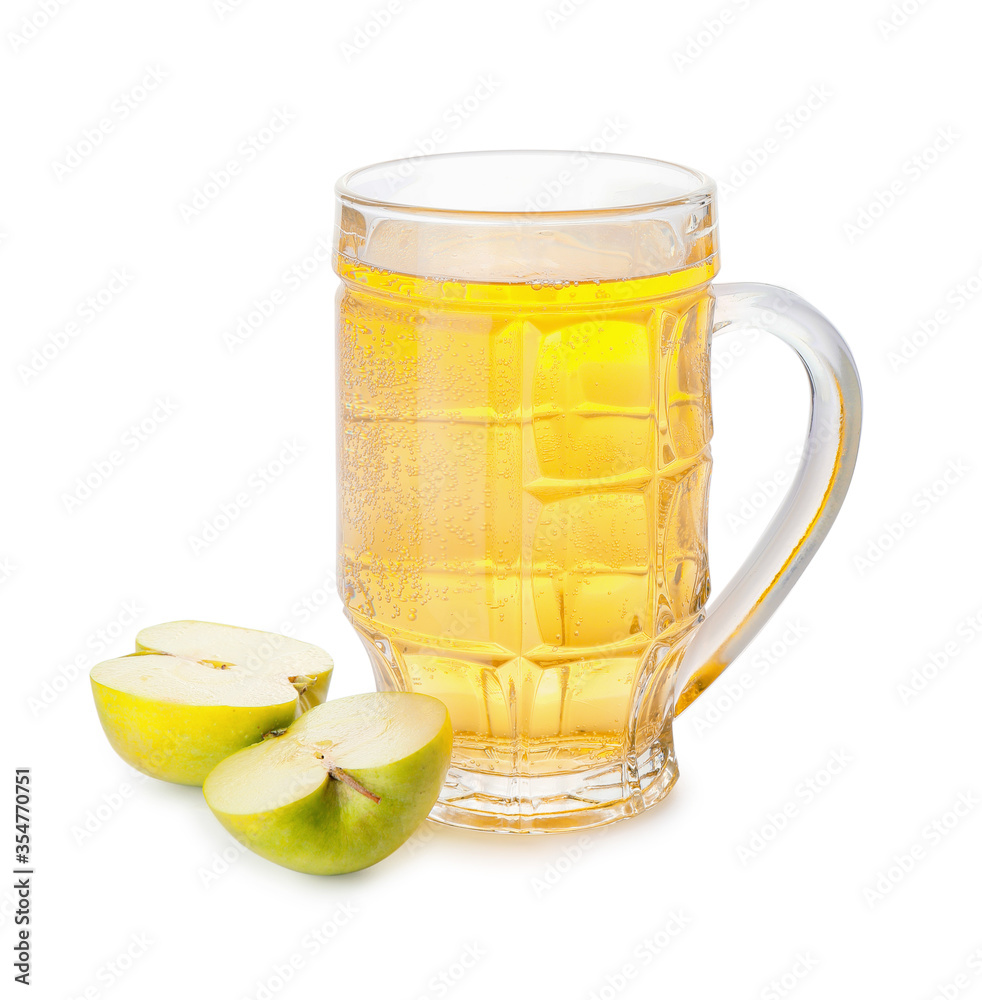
<box><xmin>204</xmin><ymin>715</ymin><xmax>453</xmax><ymax>874</ymax></box>
<box><xmin>90</xmin><ymin>680</ymin><xmax>297</xmax><ymax>786</ymax></box>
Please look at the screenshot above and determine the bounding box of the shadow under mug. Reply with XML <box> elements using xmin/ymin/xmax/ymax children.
<box><xmin>333</xmin><ymin>151</ymin><xmax>861</xmax><ymax>833</ymax></box>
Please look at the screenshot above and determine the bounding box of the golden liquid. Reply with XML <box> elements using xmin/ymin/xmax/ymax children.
<box><xmin>336</xmin><ymin>257</ymin><xmax>714</xmax><ymax>775</ymax></box>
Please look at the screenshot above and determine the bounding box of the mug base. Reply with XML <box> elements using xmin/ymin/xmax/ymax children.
<box><xmin>429</xmin><ymin>738</ymin><xmax>678</xmax><ymax>834</ymax></box>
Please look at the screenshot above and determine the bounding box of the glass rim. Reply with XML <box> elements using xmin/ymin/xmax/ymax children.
<box><xmin>334</xmin><ymin>149</ymin><xmax>716</xmax><ymax>220</ymax></box>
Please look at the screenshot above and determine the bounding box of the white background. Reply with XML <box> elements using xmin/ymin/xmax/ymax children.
<box><xmin>5</xmin><ymin>0</ymin><xmax>982</xmax><ymax>997</ymax></box>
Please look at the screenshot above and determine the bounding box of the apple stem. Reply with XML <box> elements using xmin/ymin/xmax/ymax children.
<box><xmin>314</xmin><ymin>753</ymin><xmax>381</xmax><ymax>804</ymax></box>
<box><xmin>330</xmin><ymin>767</ymin><xmax>381</xmax><ymax>804</ymax></box>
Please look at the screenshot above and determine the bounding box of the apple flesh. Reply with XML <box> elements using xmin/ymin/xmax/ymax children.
<box><xmin>90</xmin><ymin>621</ymin><xmax>333</xmax><ymax>785</ymax></box>
<box><xmin>203</xmin><ymin>692</ymin><xmax>452</xmax><ymax>874</ymax></box>
<box><xmin>135</xmin><ymin>620</ymin><xmax>332</xmax><ymax>711</ymax></box>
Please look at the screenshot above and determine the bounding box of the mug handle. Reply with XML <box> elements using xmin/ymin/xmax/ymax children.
<box><xmin>674</xmin><ymin>282</ymin><xmax>862</xmax><ymax>713</ymax></box>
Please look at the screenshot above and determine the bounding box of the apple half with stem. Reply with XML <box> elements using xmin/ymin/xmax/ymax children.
<box><xmin>203</xmin><ymin>692</ymin><xmax>452</xmax><ymax>874</ymax></box>
<box><xmin>90</xmin><ymin>621</ymin><xmax>333</xmax><ymax>786</ymax></box>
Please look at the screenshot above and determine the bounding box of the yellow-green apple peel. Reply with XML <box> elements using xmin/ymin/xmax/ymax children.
<box><xmin>203</xmin><ymin>692</ymin><xmax>452</xmax><ymax>874</ymax></box>
<box><xmin>89</xmin><ymin>621</ymin><xmax>333</xmax><ymax>785</ymax></box>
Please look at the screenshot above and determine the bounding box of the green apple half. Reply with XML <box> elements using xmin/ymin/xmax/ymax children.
<box><xmin>90</xmin><ymin>621</ymin><xmax>333</xmax><ymax>785</ymax></box>
<box><xmin>203</xmin><ymin>692</ymin><xmax>452</xmax><ymax>875</ymax></box>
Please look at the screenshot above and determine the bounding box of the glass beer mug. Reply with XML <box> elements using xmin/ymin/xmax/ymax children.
<box><xmin>333</xmin><ymin>151</ymin><xmax>861</xmax><ymax>833</ymax></box>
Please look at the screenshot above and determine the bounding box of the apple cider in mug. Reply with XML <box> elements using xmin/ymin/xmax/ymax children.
<box><xmin>335</xmin><ymin>151</ymin><xmax>860</xmax><ymax>832</ymax></box>
<box><xmin>336</xmin><ymin>256</ymin><xmax>714</xmax><ymax>779</ymax></box>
